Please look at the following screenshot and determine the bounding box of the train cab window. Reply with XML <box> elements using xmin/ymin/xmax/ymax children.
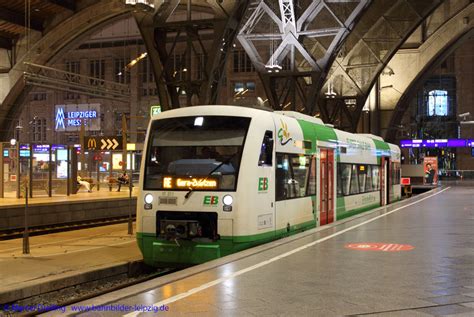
<box><xmin>144</xmin><ymin>116</ymin><xmax>251</xmax><ymax>191</ymax></box>
<box><xmin>258</xmin><ymin>131</ymin><xmax>273</xmax><ymax>166</ymax></box>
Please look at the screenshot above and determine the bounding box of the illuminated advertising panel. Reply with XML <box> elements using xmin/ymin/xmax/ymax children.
<box><xmin>423</xmin><ymin>157</ymin><xmax>438</xmax><ymax>185</ymax></box>
<box><xmin>56</xmin><ymin>149</ymin><xmax>68</xmax><ymax>161</ymax></box>
<box><xmin>19</xmin><ymin>150</ymin><xmax>31</xmax><ymax>157</ymax></box>
<box><xmin>56</xmin><ymin>161</ymin><xmax>68</xmax><ymax>179</ymax></box>
<box><xmin>33</xmin><ymin>144</ymin><xmax>50</xmax><ymax>152</ymax></box>
<box><xmin>55</xmin><ymin>104</ymin><xmax>101</xmax><ymax>132</ymax></box>
<box><xmin>112</xmin><ymin>153</ymin><xmax>122</xmax><ymax>170</ymax></box>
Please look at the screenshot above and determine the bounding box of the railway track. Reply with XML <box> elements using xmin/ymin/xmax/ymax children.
<box><xmin>0</xmin><ymin>216</ymin><xmax>135</xmax><ymax>240</ymax></box>
<box><xmin>2</xmin><ymin>263</ymin><xmax>178</xmax><ymax>317</ymax></box>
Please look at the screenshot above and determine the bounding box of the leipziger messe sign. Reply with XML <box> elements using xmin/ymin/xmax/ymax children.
<box><xmin>55</xmin><ymin>104</ymin><xmax>101</xmax><ymax>132</ymax></box>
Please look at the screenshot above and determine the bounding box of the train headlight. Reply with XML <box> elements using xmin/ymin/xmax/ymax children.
<box><xmin>223</xmin><ymin>195</ymin><xmax>233</xmax><ymax>211</ymax></box>
<box><xmin>144</xmin><ymin>194</ymin><xmax>154</xmax><ymax>204</ymax></box>
<box><xmin>223</xmin><ymin>195</ymin><xmax>233</xmax><ymax>206</ymax></box>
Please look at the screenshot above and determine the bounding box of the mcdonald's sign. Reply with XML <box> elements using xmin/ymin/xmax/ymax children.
<box><xmin>87</xmin><ymin>138</ymin><xmax>97</xmax><ymax>149</ymax></box>
<box><xmin>84</xmin><ymin>136</ymin><xmax>123</xmax><ymax>151</ymax></box>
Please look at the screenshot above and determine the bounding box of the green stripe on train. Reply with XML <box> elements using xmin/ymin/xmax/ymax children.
<box><xmin>137</xmin><ymin>219</ymin><xmax>316</xmax><ymax>265</ymax></box>
<box><xmin>372</xmin><ymin>139</ymin><xmax>391</xmax><ymax>164</ymax></box>
<box><xmin>337</xmin><ymin>202</ymin><xmax>380</xmax><ymax>220</ymax></box>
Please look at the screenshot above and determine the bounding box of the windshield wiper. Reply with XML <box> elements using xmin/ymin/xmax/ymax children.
<box><xmin>184</xmin><ymin>153</ymin><xmax>237</xmax><ymax>200</ymax></box>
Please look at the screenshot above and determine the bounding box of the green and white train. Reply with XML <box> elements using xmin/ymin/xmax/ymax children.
<box><xmin>137</xmin><ymin>105</ymin><xmax>401</xmax><ymax>267</ymax></box>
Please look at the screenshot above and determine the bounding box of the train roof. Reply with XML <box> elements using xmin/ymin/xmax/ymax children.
<box><xmin>274</xmin><ymin>111</ymin><xmax>324</xmax><ymax>125</ymax></box>
<box><xmin>151</xmin><ymin>105</ymin><xmax>398</xmax><ymax>150</ymax></box>
<box><xmin>357</xmin><ymin>134</ymin><xmax>385</xmax><ymax>142</ymax></box>
<box><xmin>150</xmin><ymin>105</ymin><xmax>273</xmax><ymax>119</ymax></box>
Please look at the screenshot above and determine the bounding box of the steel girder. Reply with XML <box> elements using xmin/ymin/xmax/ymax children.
<box><xmin>319</xmin><ymin>0</ymin><xmax>444</xmax><ymax>132</ymax></box>
<box><xmin>143</xmin><ymin>0</ymin><xmax>251</xmax><ymax>110</ymax></box>
<box><xmin>23</xmin><ymin>62</ymin><xmax>131</xmax><ymax>102</ymax></box>
<box><xmin>237</xmin><ymin>0</ymin><xmax>369</xmax><ymax>113</ymax></box>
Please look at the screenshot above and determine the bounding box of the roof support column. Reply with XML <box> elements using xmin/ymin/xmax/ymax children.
<box><xmin>133</xmin><ymin>11</ymin><xmax>173</xmax><ymax>111</ymax></box>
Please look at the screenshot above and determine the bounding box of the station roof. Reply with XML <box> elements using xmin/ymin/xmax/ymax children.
<box><xmin>0</xmin><ymin>0</ymin><xmax>75</xmax><ymax>50</ymax></box>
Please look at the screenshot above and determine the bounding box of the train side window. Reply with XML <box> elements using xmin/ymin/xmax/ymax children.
<box><xmin>307</xmin><ymin>156</ymin><xmax>316</xmax><ymax>196</ymax></box>
<box><xmin>358</xmin><ymin>165</ymin><xmax>367</xmax><ymax>193</ymax></box>
<box><xmin>258</xmin><ymin>131</ymin><xmax>273</xmax><ymax>166</ymax></box>
<box><xmin>340</xmin><ymin>164</ymin><xmax>351</xmax><ymax>196</ymax></box>
<box><xmin>337</xmin><ymin>164</ymin><xmax>343</xmax><ymax>197</ymax></box>
<box><xmin>349</xmin><ymin>164</ymin><xmax>360</xmax><ymax>195</ymax></box>
<box><xmin>291</xmin><ymin>155</ymin><xmax>310</xmax><ymax>197</ymax></box>
<box><xmin>276</xmin><ymin>154</ymin><xmax>290</xmax><ymax>200</ymax></box>
<box><xmin>365</xmin><ymin>165</ymin><xmax>373</xmax><ymax>192</ymax></box>
<box><xmin>372</xmin><ymin>166</ymin><xmax>380</xmax><ymax>190</ymax></box>
<box><xmin>392</xmin><ymin>163</ymin><xmax>400</xmax><ymax>185</ymax></box>
<box><xmin>276</xmin><ymin>153</ymin><xmax>311</xmax><ymax>200</ymax></box>
<box><xmin>397</xmin><ymin>163</ymin><xmax>401</xmax><ymax>184</ymax></box>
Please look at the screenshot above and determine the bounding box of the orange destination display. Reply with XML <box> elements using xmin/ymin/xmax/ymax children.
<box><xmin>163</xmin><ymin>177</ymin><xmax>218</xmax><ymax>189</ymax></box>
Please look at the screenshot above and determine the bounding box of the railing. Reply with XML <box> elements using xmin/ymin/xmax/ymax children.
<box><xmin>439</xmin><ymin>170</ymin><xmax>474</xmax><ymax>180</ymax></box>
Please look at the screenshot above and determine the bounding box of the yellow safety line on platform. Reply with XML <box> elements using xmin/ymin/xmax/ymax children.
<box><xmin>123</xmin><ymin>187</ymin><xmax>451</xmax><ymax>317</ymax></box>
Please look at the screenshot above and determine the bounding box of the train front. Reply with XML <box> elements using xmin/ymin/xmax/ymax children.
<box><xmin>136</xmin><ymin>109</ymin><xmax>251</xmax><ymax>267</ymax></box>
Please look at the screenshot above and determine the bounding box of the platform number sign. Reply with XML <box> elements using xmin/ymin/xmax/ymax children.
<box><xmin>150</xmin><ymin>105</ymin><xmax>161</xmax><ymax>116</ymax></box>
<box><xmin>203</xmin><ymin>196</ymin><xmax>218</xmax><ymax>206</ymax></box>
<box><xmin>258</xmin><ymin>177</ymin><xmax>269</xmax><ymax>191</ymax></box>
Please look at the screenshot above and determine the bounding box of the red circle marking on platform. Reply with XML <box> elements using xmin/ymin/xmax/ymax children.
<box><xmin>345</xmin><ymin>243</ymin><xmax>414</xmax><ymax>252</ymax></box>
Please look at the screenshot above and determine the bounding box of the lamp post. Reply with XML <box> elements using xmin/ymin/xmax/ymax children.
<box><xmin>23</xmin><ymin>171</ymin><xmax>30</xmax><ymax>254</ymax></box>
<box><xmin>128</xmin><ymin>147</ymin><xmax>133</xmax><ymax>235</ymax></box>
<box><xmin>0</xmin><ymin>142</ymin><xmax>4</xmax><ymax>198</ymax></box>
<box><xmin>13</xmin><ymin>122</ymin><xmax>30</xmax><ymax>254</ymax></box>
<box><xmin>14</xmin><ymin>123</ymin><xmax>22</xmax><ymax>199</ymax></box>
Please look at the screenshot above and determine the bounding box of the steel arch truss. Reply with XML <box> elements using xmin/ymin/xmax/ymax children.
<box><xmin>319</xmin><ymin>0</ymin><xmax>443</xmax><ymax>131</ymax></box>
<box><xmin>237</xmin><ymin>0</ymin><xmax>369</xmax><ymax>112</ymax></box>
<box><xmin>145</xmin><ymin>0</ymin><xmax>250</xmax><ymax>110</ymax></box>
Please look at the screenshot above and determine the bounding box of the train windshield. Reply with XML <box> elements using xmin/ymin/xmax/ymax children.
<box><xmin>144</xmin><ymin>115</ymin><xmax>251</xmax><ymax>191</ymax></box>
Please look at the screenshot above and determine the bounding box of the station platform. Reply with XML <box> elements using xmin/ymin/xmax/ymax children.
<box><xmin>67</xmin><ymin>185</ymin><xmax>474</xmax><ymax>317</ymax></box>
<box><xmin>0</xmin><ymin>187</ymin><xmax>137</xmax><ymax>208</ymax></box>
<box><xmin>0</xmin><ymin>189</ymin><xmax>138</xmax><ymax>231</ymax></box>
<box><xmin>0</xmin><ymin>223</ymin><xmax>140</xmax><ymax>304</ymax></box>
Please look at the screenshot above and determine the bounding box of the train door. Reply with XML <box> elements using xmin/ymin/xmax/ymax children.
<box><xmin>320</xmin><ymin>148</ymin><xmax>335</xmax><ymax>225</ymax></box>
<box><xmin>256</xmin><ymin>130</ymin><xmax>276</xmax><ymax>233</ymax></box>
